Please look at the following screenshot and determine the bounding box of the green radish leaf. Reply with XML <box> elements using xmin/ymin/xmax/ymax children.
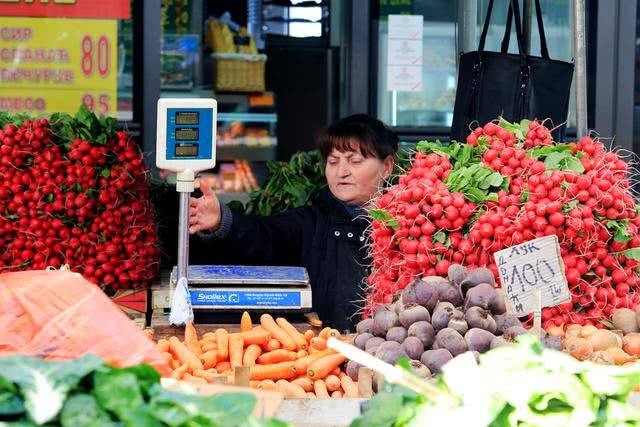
<box><xmin>369</xmin><ymin>209</ymin><xmax>399</xmax><ymax>229</ymax></box>
<box><xmin>433</xmin><ymin>231</ymin><xmax>448</xmax><ymax>244</ymax></box>
<box><xmin>607</xmin><ymin>220</ymin><xmax>632</xmax><ymax>243</ymax></box>
<box><xmin>624</xmin><ymin>248</ymin><xmax>640</xmax><ymax>260</ymax></box>
<box><xmin>599</xmin><ymin>320</ymin><xmax>616</xmax><ymax>330</ymax></box>
<box><xmin>520</xmin><ymin>189</ymin><xmax>530</xmax><ymax>203</ymax></box>
<box><xmin>562</xmin><ymin>201</ymin><xmax>579</xmax><ymax>213</ymax></box>
<box><xmin>396</xmin><ymin>358</ymin><xmax>411</xmax><ymax>372</ymax></box>
<box><xmin>563</xmin><ymin>157</ymin><xmax>585</xmax><ymax>174</ymax></box>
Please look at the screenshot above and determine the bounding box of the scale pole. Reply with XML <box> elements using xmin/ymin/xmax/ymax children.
<box><xmin>177</xmin><ymin>191</ymin><xmax>190</xmax><ymax>281</ymax></box>
<box><xmin>573</xmin><ymin>0</ymin><xmax>588</xmax><ymax>138</ymax></box>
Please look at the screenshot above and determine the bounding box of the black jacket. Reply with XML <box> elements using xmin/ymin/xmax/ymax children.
<box><xmin>196</xmin><ymin>190</ymin><xmax>370</xmax><ymax>332</ymax></box>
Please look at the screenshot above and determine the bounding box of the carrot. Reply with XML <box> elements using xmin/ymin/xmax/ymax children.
<box><xmin>249</xmin><ymin>380</ymin><xmax>261</xmax><ymax>388</ymax></box>
<box><xmin>160</xmin><ymin>351</ymin><xmax>173</xmax><ymax>363</ymax></box>
<box><xmin>260</xmin><ymin>314</ymin><xmax>296</xmax><ymax>351</ymax></box>
<box><xmin>169</xmin><ymin>336</ymin><xmax>203</xmax><ymax>371</ymax></box>
<box><xmin>183</xmin><ymin>372</ymin><xmax>208</xmax><ymax>384</ymax></box>
<box><xmin>215</xmin><ymin>361</ymin><xmax>231</xmax><ymax>373</ymax></box>
<box><xmin>249</xmin><ymin>362</ymin><xmax>296</xmax><ymax>380</ymax></box>
<box><xmin>325</xmin><ymin>375</ymin><xmax>341</xmax><ymax>392</ymax></box>
<box><xmin>170</xmin><ymin>359</ymin><xmax>181</xmax><ymax>370</ymax></box>
<box><xmin>307</xmin><ymin>354</ymin><xmax>346</xmax><ymax>379</ymax></box>
<box><xmin>304</xmin><ymin>329</ymin><xmax>315</xmax><ymax>343</ymax></box>
<box><xmin>258</xmin><ymin>379</ymin><xmax>278</xmax><ymax>391</ymax></box>
<box><xmin>240</xmin><ymin>311</ymin><xmax>253</xmax><ymax>332</ymax></box>
<box><xmin>200</xmin><ymin>350</ymin><xmax>218</xmax><ymax>369</ymax></box>
<box><xmin>276</xmin><ymin>380</ymin><xmax>307</xmax><ymax>398</ymax></box>
<box><xmin>318</xmin><ymin>327</ymin><xmax>332</xmax><ymax>340</ymax></box>
<box><xmin>294</xmin><ymin>349</ymin><xmax>334</xmax><ymax>373</ymax></box>
<box><xmin>243</xmin><ymin>344</ymin><xmax>263</xmax><ymax>367</ymax></box>
<box><xmin>331</xmin><ymin>390</ymin><xmax>343</xmax><ymax>399</ymax></box>
<box><xmin>171</xmin><ymin>363</ymin><xmax>189</xmax><ymax>380</ymax></box>
<box><xmin>157</xmin><ymin>339</ymin><xmax>170</xmax><ymax>352</ymax></box>
<box><xmin>329</xmin><ymin>329</ymin><xmax>341</xmax><ymax>339</ymax></box>
<box><xmin>341</xmin><ymin>376</ymin><xmax>359</xmax><ymax>397</ymax></box>
<box><xmin>296</xmin><ymin>350</ymin><xmax>308</xmax><ymax>358</ymax></box>
<box><xmin>265</xmin><ymin>338</ymin><xmax>282</xmax><ymax>352</ymax></box>
<box><xmin>229</xmin><ymin>334</ymin><xmax>244</xmax><ymax>368</ymax></box>
<box><xmin>313</xmin><ymin>380</ymin><xmax>330</xmax><ymax>398</ymax></box>
<box><xmin>276</xmin><ymin>317</ymin><xmax>307</xmax><ymax>350</ymax></box>
<box><xmin>201</xmin><ymin>343</ymin><xmax>217</xmax><ymax>353</ymax></box>
<box><xmin>215</xmin><ymin>329</ymin><xmax>229</xmax><ymax>361</ymax></box>
<box><xmin>331</xmin><ymin>367</ymin><xmax>341</xmax><ymax>376</ymax></box>
<box><xmin>202</xmin><ymin>332</ymin><xmax>217</xmax><ymax>341</ymax></box>
<box><xmin>236</xmin><ymin>328</ymin><xmax>271</xmax><ymax>346</ymax></box>
<box><xmin>292</xmin><ymin>377</ymin><xmax>314</xmax><ymax>392</ymax></box>
<box><xmin>184</xmin><ymin>322</ymin><xmax>202</xmax><ymax>355</ymax></box>
<box><xmin>257</xmin><ymin>349</ymin><xmax>297</xmax><ymax>365</ymax></box>
<box><xmin>192</xmin><ymin>369</ymin><xmax>218</xmax><ymax>382</ymax></box>
<box><xmin>310</xmin><ymin>337</ymin><xmax>327</xmax><ymax>351</ymax></box>
<box><xmin>307</xmin><ymin>392</ymin><xmax>317</xmax><ymax>398</ymax></box>
<box><xmin>308</xmin><ymin>346</ymin><xmax>319</xmax><ymax>354</ymax></box>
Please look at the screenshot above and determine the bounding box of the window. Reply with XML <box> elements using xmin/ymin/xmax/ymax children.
<box><xmin>375</xmin><ymin>0</ymin><xmax>575</xmax><ymax>131</ymax></box>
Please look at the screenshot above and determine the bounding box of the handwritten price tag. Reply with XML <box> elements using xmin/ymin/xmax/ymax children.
<box><xmin>493</xmin><ymin>235</ymin><xmax>571</xmax><ymax>316</ymax></box>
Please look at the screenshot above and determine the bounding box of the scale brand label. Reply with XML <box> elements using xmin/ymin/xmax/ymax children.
<box><xmin>190</xmin><ymin>290</ymin><xmax>301</xmax><ymax>307</ymax></box>
<box><xmin>493</xmin><ymin>235</ymin><xmax>571</xmax><ymax>316</ymax></box>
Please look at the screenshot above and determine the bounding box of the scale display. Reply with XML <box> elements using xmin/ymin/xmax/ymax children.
<box><xmin>175</xmin><ymin>128</ymin><xmax>199</xmax><ymax>141</ymax></box>
<box><xmin>175</xmin><ymin>111</ymin><xmax>199</xmax><ymax>125</ymax></box>
<box><xmin>175</xmin><ymin>144</ymin><xmax>198</xmax><ymax>157</ymax></box>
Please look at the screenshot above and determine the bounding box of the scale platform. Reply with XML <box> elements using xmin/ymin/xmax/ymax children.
<box><xmin>170</xmin><ymin>265</ymin><xmax>312</xmax><ymax>313</ymax></box>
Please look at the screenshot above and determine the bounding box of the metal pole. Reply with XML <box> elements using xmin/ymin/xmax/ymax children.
<box><xmin>523</xmin><ymin>0</ymin><xmax>532</xmax><ymax>55</ymax></box>
<box><xmin>573</xmin><ymin>0</ymin><xmax>588</xmax><ymax>137</ymax></box>
<box><xmin>457</xmin><ymin>0</ymin><xmax>477</xmax><ymax>54</ymax></box>
<box><xmin>177</xmin><ymin>192</ymin><xmax>190</xmax><ymax>281</ymax></box>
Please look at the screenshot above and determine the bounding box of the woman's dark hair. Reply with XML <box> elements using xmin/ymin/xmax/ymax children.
<box><xmin>318</xmin><ymin>114</ymin><xmax>399</xmax><ymax>160</ymax></box>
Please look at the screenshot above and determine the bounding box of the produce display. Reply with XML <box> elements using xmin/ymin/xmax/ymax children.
<box><xmin>549</xmin><ymin>306</ymin><xmax>640</xmax><ymax>366</ymax></box>
<box><xmin>352</xmin><ymin>335</ymin><xmax>640</xmax><ymax>427</ymax></box>
<box><xmin>157</xmin><ymin>314</ymin><xmax>360</xmax><ymax>399</ymax></box>
<box><xmin>352</xmin><ymin>265</ymin><xmax>563</xmax><ymax>377</ymax></box>
<box><xmin>0</xmin><ymin>354</ymin><xmax>281</xmax><ymax>427</ymax></box>
<box><xmin>0</xmin><ymin>108</ymin><xmax>160</xmax><ymax>290</ymax></box>
<box><xmin>367</xmin><ymin>119</ymin><xmax>640</xmax><ymax>327</ymax></box>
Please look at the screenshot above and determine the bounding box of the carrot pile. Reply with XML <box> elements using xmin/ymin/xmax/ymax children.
<box><xmin>155</xmin><ymin>313</ymin><xmax>360</xmax><ymax>398</ymax></box>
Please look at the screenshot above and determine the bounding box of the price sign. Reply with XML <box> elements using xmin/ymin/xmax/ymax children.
<box><xmin>0</xmin><ymin>17</ymin><xmax>117</xmax><ymax>116</ymax></box>
<box><xmin>493</xmin><ymin>235</ymin><xmax>571</xmax><ymax>316</ymax></box>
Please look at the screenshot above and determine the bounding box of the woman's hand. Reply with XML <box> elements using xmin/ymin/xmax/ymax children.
<box><xmin>189</xmin><ymin>182</ymin><xmax>221</xmax><ymax>234</ymax></box>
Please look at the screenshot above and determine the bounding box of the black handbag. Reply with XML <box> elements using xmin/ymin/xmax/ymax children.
<box><xmin>450</xmin><ymin>0</ymin><xmax>574</xmax><ymax>142</ymax></box>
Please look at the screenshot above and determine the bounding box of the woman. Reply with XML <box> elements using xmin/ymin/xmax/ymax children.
<box><xmin>190</xmin><ymin>114</ymin><xmax>398</xmax><ymax>331</ymax></box>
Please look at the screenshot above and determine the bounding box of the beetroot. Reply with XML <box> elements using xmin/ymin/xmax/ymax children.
<box><xmin>464</xmin><ymin>328</ymin><xmax>495</xmax><ymax>352</ymax></box>
<box><xmin>346</xmin><ymin>360</ymin><xmax>362</xmax><ymax>381</ymax></box>
<box><xmin>447</xmin><ymin>264</ymin><xmax>468</xmax><ymax>285</ymax></box>
<box><xmin>401</xmin><ymin>336</ymin><xmax>424</xmax><ymax>360</ymax></box>
<box><xmin>465</xmin><ymin>307</ymin><xmax>497</xmax><ymax>333</ymax></box>
<box><xmin>356</xmin><ymin>318</ymin><xmax>374</xmax><ymax>334</ymax></box>
<box><xmin>409</xmin><ymin>360</ymin><xmax>431</xmax><ymax>378</ymax></box>
<box><xmin>494</xmin><ymin>313</ymin><xmax>522</xmax><ymax>335</ymax></box>
<box><xmin>464</xmin><ymin>283</ymin><xmax>497</xmax><ymax>310</ymax></box>
<box><xmin>490</xmin><ymin>336</ymin><xmax>510</xmax><ymax>349</ymax></box>
<box><xmin>375</xmin><ymin>341</ymin><xmax>407</xmax><ymax>364</ymax></box>
<box><xmin>354</xmin><ymin>333</ymin><xmax>373</xmax><ymax>350</ymax></box>
<box><xmin>460</xmin><ymin>267</ymin><xmax>495</xmax><ymax>293</ymax></box>
<box><xmin>372</xmin><ymin>307</ymin><xmax>399</xmax><ymax>337</ymax></box>
<box><xmin>503</xmin><ymin>325</ymin><xmax>528</xmax><ymax>340</ymax></box>
<box><xmin>490</xmin><ymin>288</ymin><xmax>507</xmax><ymax>314</ymax></box>
<box><xmin>399</xmin><ymin>304</ymin><xmax>431</xmax><ymax>328</ymax></box>
<box><xmin>402</xmin><ymin>277</ymin><xmax>442</xmax><ymax>310</ymax></box>
<box><xmin>365</xmin><ymin>337</ymin><xmax>386</xmax><ymax>354</ymax></box>
<box><xmin>407</xmin><ymin>321</ymin><xmax>435</xmax><ymax>348</ymax></box>
<box><xmin>431</xmin><ymin>305</ymin><xmax>456</xmax><ymax>331</ymax></box>
<box><xmin>435</xmin><ymin>281</ymin><xmax>464</xmax><ymax>306</ymax></box>
<box><xmin>448</xmin><ymin>314</ymin><xmax>469</xmax><ymax>335</ymax></box>
<box><xmin>386</xmin><ymin>326</ymin><xmax>408</xmax><ymax>343</ymax></box>
<box><xmin>435</xmin><ymin>328</ymin><xmax>467</xmax><ymax>356</ymax></box>
<box><xmin>543</xmin><ymin>335</ymin><xmax>563</xmax><ymax>351</ymax></box>
<box><xmin>420</xmin><ymin>349</ymin><xmax>453</xmax><ymax>374</ymax></box>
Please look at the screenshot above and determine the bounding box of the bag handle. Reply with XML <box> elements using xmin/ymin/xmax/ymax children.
<box><xmin>500</xmin><ymin>0</ymin><xmax>550</xmax><ymax>58</ymax></box>
<box><xmin>479</xmin><ymin>0</ymin><xmax>526</xmax><ymax>60</ymax></box>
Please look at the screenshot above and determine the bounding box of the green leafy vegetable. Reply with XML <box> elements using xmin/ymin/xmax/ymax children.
<box><xmin>370</xmin><ymin>209</ymin><xmax>399</xmax><ymax>229</ymax></box>
<box><xmin>606</xmin><ymin>220</ymin><xmax>632</xmax><ymax>243</ymax></box>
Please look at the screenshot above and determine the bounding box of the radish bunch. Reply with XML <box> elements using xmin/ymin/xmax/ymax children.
<box><xmin>0</xmin><ymin>108</ymin><xmax>160</xmax><ymax>290</ymax></box>
<box><xmin>367</xmin><ymin>119</ymin><xmax>640</xmax><ymax>328</ymax></box>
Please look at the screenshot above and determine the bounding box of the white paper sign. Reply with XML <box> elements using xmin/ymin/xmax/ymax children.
<box><xmin>493</xmin><ymin>235</ymin><xmax>571</xmax><ymax>316</ymax></box>
<box><xmin>386</xmin><ymin>65</ymin><xmax>423</xmax><ymax>91</ymax></box>
<box><xmin>387</xmin><ymin>14</ymin><xmax>423</xmax><ymax>92</ymax></box>
<box><xmin>388</xmin><ymin>15</ymin><xmax>423</xmax><ymax>40</ymax></box>
<box><xmin>387</xmin><ymin>38</ymin><xmax>423</xmax><ymax>65</ymax></box>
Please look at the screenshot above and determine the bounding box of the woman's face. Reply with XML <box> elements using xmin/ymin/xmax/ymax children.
<box><xmin>325</xmin><ymin>145</ymin><xmax>394</xmax><ymax>206</ymax></box>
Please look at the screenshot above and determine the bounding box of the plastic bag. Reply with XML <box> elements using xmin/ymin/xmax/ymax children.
<box><xmin>0</xmin><ymin>270</ymin><xmax>170</xmax><ymax>375</ymax></box>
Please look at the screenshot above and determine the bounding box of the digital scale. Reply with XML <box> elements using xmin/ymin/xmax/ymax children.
<box><xmin>156</xmin><ymin>98</ymin><xmax>312</xmax><ymax>325</ymax></box>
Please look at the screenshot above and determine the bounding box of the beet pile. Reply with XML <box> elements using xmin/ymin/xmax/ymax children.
<box><xmin>0</xmin><ymin>107</ymin><xmax>160</xmax><ymax>290</ymax></box>
<box><xmin>350</xmin><ymin>264</ymin><xmax>561</xmax><ymax>378</ymax></box>
<box><xmin>367</xmin><ymin>119</ymin><xmax>640</xmax><ymax>327</ymax></box>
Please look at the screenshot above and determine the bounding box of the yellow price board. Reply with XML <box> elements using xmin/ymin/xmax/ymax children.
<box><xmin>0</xmin><ymin>17</ymin><xmax>117</xmax><ymax>116</ymax></box>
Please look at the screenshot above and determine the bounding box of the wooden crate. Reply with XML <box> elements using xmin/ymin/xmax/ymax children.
<box><xmin>104</xmin><ymin>287</ymin><xmax>148</xmax><ymax>328</ymax></box>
